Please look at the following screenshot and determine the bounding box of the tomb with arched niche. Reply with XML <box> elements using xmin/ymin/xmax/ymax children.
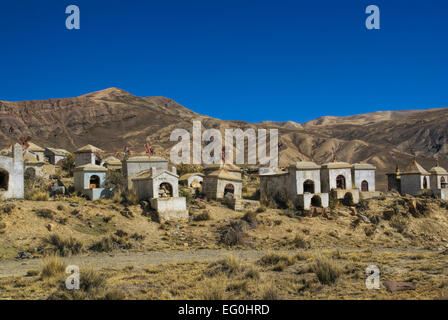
<box><xmin>429</xmin><ymin>165</ymin><xmax>448</xmax><ymax>200</ymax></box>
<box><xmin>202</xmin><ymin>168</ymin><xmax>242</xmax><ymax>200</ymax></box>
<box><xmin>352</xmin><ymin>163</ymin><xmax>380</xmax><ymax>200</ymax></box>
<box><xmin>0</xmin><ymin>144</ymin><xmax>24</xmax><ymax>200</ymax></box>
<box><xmin>320</xmin><ymin>161</ymin><xmax>360</xmax><ymax>204</ymax></box>
<box><xmin>73</xmin><ymin>164</ymin><xmax>110</xmax><ymax>200</ymax></box>
<box><xmin>132</xmin><ymin>167</ymin><xmax>188</xmax><ymax>221</ymax></box>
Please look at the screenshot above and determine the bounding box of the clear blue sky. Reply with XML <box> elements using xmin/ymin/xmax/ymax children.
<box><xmin>0</xmin><ymin>0</ymin><xmax>446</xmax><ymax>123</ymax></box>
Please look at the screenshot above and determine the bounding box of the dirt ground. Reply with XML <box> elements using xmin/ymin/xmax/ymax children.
<box><xmin>0</xmin><ymin>193</ymin><xmax>448</xmax><ymax>300</ymax></box>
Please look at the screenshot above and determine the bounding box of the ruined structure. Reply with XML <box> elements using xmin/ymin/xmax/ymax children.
<box><xmin>122</xmin><ymin>156</ymin><xmax>168</xmax><ymax>189</ymax></box>
<box><xmin>0</xmin><ymin>144</ymin><xmax>24</xmax><ymax>200</ymax></box>
<box><xmin>132</xmin><ymin>167</ymin><xmax>188</xmax><ymax>221</ymax></box>
<box><xmin>260</xmin><ymin>161</ymin><xmax>329</xmax><ymax>210</ymax></box>
<box><xmin>321</xmin><ymin>161</ymin><xmax>359</xmax><ymax>204</ymax></box>
<box><xmin>73</xmin><ymin>164</ymin><xmax>110</xmax><ymax>200</ymax></box>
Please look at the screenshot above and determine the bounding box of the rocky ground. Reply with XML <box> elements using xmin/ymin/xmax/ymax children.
<box><xmin>0</xmin><ymin>191</ymin><xmax>447</xmax><ymax>299</ymax></box>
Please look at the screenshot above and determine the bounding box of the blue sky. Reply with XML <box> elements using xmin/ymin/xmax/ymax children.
<box><xmin>0</xmin><ymin>0</ymin><xmax>446</xmax><ymax>123</ymax></box>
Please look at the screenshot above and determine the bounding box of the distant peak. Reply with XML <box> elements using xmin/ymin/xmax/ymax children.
<box><xmin>81</xmin><ymin>87</ymin><xmax>133</xmax><ymax>99</ymax></box>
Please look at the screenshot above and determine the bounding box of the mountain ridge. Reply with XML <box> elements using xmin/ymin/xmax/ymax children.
<box><xmin>1</xmin><ymin>87</ymin><xmax>447</xmax><ymax>190</ymax></box>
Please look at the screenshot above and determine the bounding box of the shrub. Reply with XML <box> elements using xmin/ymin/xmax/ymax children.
<box><xmin>390</xmin><ymin>215</ymin><xmax>407</xmax><ymax>233</ymax></box>
<box><xmin>89</xmin><ymin>236</ymin><xmax>133</xmax><ymax>252</ymax></box>
<box><xmin>42</xmin><ymin>234</ymin><xmax>84</xmax><ymax>257</ymax></box>
<box><xmin>79</xmin><ymin>268</ymin><xmax>107</xmax><ymax>293</ymax></box>
<box><xmin>329</xmin><ymin>191</ymin><xmax>339</xmax><ymax>210</ymax></box>
<box><xmin>121</xmin><ymin>189</ymin><xmax>139</xmax><ymax>205</ymax></box>
<box><xmin>292</xmin><ymin>234</ymin><xmax>310</xmax><ymax>249</ymax></box>
<box><xmin>41</xmin><ymin>255</ymin><xmax>66</xmax><ymax>279</ymax></box>
<box><xmin>201</xmin><ymin>280</ymin><xmax>225</xmax><ymax>300</ymax></box>
<box><xmin>261</xmin><ymin>285</ymin><xmax>279</xmax><ymax>300</ymax></box>
<box><xmin>259</xmin><ymin>253</ymin><xmax>296</xmax><ymax>267</ymax></box>
<box><xmin>179</xmin><ymin>187</ymin><xmax>193</xmax><ymax>204</ymax></box>
<box><xmin>1</xmin><ymin>204</ymin><xmax>15</xmax><ymax>214</ymax></box>
<box><xmin>311</xmin><ymin>254</ymin><xmax>341</xmax><ymax>285</ymax></box>
<box><xmin>207</xmin><ymin>256</ymin><xmax>241</xmax><ymax>277</ymax></box>
<box><xmin>26</xmin><ymin>270</ymin><xmax>40</xmax><ymax>277</ymax></box>
<box><xmin>26</xmin><ymin>190</ymin><xmax>49</xmax><ymax>201</ymax></box>
<box><xmin>105</xmin><ymin>170</ymin><xmax>127</xmax><ymax>190</ymax></box>
<box><xmin>342</xmin><ymin>193</ymin><xmax>354</xmax><ymax>206</ymax></box>
<box><xmin>48</xmin><ymin>268</ymin><xmax>109</xmax><ymax>300</ymax></box>
<box><xmin>219</xmin><ymin>222</ymin><xmax>247</xmax><ymax>246</ymax></box>
<box><xmin>104</xmin><ymin>289</ymin><xmax>126</xmax><ymax>300</ymax></box>
<box><xmin>177</xmin><ymin>164</ymin><xmax>203</xmax><ymax>176</ymax></box>
<box><xmin>61</xmin><ymin>153</ymin><xmax>75</xmax><ymax>176</ymax></box>
<box><xmin>194</xmin><ymin>210</ymin><xmax>211</xmax><ymax>221</ymax></box>
<box><xmin>243</xmin><ymin>264</ymin><xmax>260</xmax><ymax>280</ymax></box>
<box><xmin>241</xmin><ymin>211</ymin><xmax>258</xmax><ymax>228</ymax></box>
<box><xmin>35</xmin><ymin>209</ymin><xmax>55</xmax><ymax>219</ymax></box>
<box><xmin>0</xmin><ymin>222</ymin><xmax>6</xmax><ymax>234</ymax></box>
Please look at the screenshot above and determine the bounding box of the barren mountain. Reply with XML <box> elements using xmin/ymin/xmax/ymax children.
<box><xmin>1</xmin><ymin>88</ymin><xmax>447</xmax><ymax>190</ymax></box>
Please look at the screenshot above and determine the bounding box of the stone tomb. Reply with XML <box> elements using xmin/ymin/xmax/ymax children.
<box><xmin>260</xmin><ymin>161</ymin><xmax>329</xmax><ymax>210</ymax></box>
<box><xmin>399</xmin><ymin>160</ymin><xmax>431</xmax><ymax>196</ymax></box>
<box><xmin>351</xmin><ymin>163</ymin><xmax>380</xmax><ymax>199</ymax></box>
<box><xmin>429</xmin><ymin>165</ymin><xmax>448</xmax><ymax>200</ymax></box>
<box><xmin>123</xmin><ymin>156</ymin><xmax>169</xmax><ymax>189</ymax></box>
<box><xmin>74</xmin><ymin>164</ymin><xmax>111</xmax><ymax>200</ymax></box>
<box><xmin>321</xmin><ymin>161</ymin><xmax>359</xmax><ymax>204</ymax></box>
<box><xmin>202</xmin><ymin>168</ymin><xmax>242</xmax><ymax>200</ymax></box>
<box><xmin>132</xmin><ymin>168</ymin><xmax>188</xmax><ymax>221</ymax></box>
<box><xmin>0</xmin><ymin>144</ymin><xmax>24</xmax><ymax>200</ymax></box>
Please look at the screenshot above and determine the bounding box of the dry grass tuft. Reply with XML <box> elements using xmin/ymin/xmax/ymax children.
<box><xmin>42</xmin><ymin>234</ymin><xmax>84</xmax><ymax>257</ymax></box>
<box><xmin>26</xmin><ymin>189</ymin><xmax>49</xmax><ymax>201</ymax></box>
<box><xmin>40</xmin><ymin>255</ymin><xmax>66</xmax><ymax>279</ymax></box>
<box><xmin>311</xmin><ymin>253</ymin><xmax>341</xmax><ymax>285</ymax></box>
<box><xmin>261</xmin><ymin>284</ymin><xmax>279</xmax><ymax>300</ymax></box>
<box><xmin>194</xmin><ymin>210</ymin><xmax>211</xmax><ymax>221</ymax></box>
<box><xmin>200</xmin><ymin>279</ymin><xmax>226</xmax><ymax>300</ymax></box>
<box><xmin>219</xmin><ymin>221</ymin><xmax>247</xmax><ymax>246</ymax></box>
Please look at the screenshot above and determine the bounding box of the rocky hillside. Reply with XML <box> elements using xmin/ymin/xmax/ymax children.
<box><xmin>1</xmin><ymin>88</ymin><xmax>447</xmax><ymax>190</ymax></box>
